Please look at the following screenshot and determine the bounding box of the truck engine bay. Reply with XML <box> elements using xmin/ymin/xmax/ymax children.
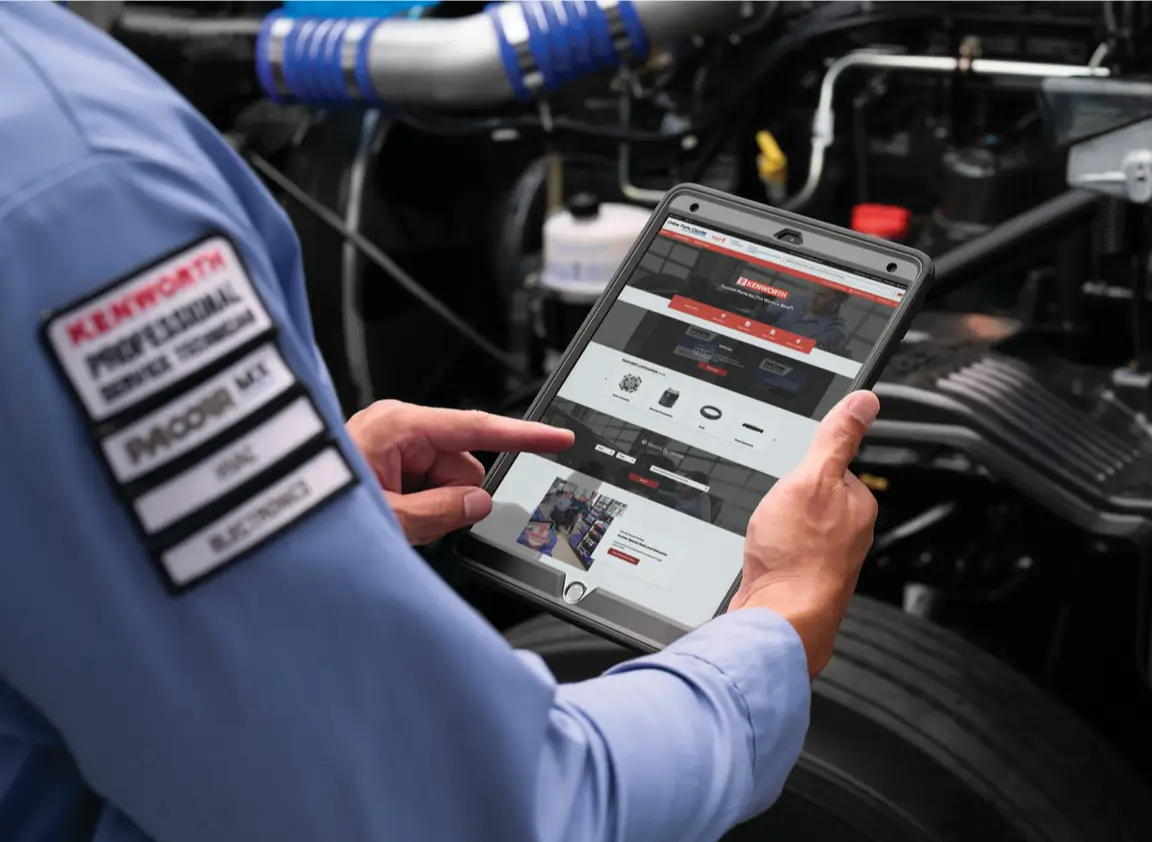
<box><xmin>94</xmin><ymin>1</ymin><xmax>1152</xmax><ymax>838</ymax></box>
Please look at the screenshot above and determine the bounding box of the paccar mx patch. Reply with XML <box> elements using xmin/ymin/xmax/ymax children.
<box><xmin>132</xmin><ymin>396</ymin><xmax>327</xmax><ymax>535</ymax></box>
<box><xmin>40</xmin><ymin>234</ymin><xmax>361</xmax><ymax>593</ymax></box>
<box><xmin>100</xmin><ymin>343</ymin><xmax>297</xmax><ymax>484</ymax></box>
<box><xmin>43</xmin><ymin>235</ymin><xmax>274</xmax><ymax>423</ymax></box>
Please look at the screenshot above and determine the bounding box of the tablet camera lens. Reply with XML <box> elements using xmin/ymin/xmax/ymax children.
<box><xmin>689</xmin><ymin>202</ymin><xmax>700</xmax><ymax>212</ymax></box>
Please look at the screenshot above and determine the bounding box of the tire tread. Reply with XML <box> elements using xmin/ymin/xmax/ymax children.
<box><xmin>506</xmin><ymin>598</ymin><xmax>1151</xmax><ymax>841</ymax></box>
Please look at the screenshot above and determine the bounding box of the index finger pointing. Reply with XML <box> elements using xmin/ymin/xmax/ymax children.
<box><xmin>411</xmin><ymin>407</ymin><xmax>575</xmax><ymax>454</ymax></box>
<box><xmin>800</xmin><ymin>391</ymin><xmax>879</xmax><ymax>480</ymax></box>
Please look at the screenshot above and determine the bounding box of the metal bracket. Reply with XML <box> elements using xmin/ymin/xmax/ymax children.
<box><xmin>1068</xmin><ymin>117</ymin><xmax>1152</xmax><ymax>205</ymax></box>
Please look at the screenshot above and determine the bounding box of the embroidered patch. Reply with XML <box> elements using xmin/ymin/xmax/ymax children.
<box><xmin>132</xmin><ymin>396</ymin><xmax>327</xmax><ymax>535</ymax></box>
<box><xmin>100</xmin><ymin>343</ymin><xmax>297</xmax><ymax>484</ymax></box>
<box><xmin>42</xmin><ymin>233</ymin><xmax>360</xmax><ymax>592</ymax></box>
<box><xmin>43</xmin><ymin>235</ymin><xmax>275</xmax><ymax>423</ymax></box>
<box><xmin>159</xmin><ymin>447</ymin><xmax>356</xmax><ymax>589</ymax></box>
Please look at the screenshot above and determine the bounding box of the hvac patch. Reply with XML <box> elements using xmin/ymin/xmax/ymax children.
<box><xmin>42</xmin><ymin>234</ymin><xmax>358</xmax><ymax>591</ymax></box>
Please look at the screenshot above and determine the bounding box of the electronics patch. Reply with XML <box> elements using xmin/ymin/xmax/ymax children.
<box><xmin>42</xmin><ymin>234</ymin><xmax>358</xmax><ymax>591</ymax></box>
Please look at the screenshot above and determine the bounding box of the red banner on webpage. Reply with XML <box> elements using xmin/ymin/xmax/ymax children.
<box><xmin>669</xmin><ymin>295</ymin><xmax>817</xmax><ymax>354</ymax></box>
<box><xmin>660</xmin><ymin>229</ymin><xmax>899</xmax><ymax>308</ymax></box>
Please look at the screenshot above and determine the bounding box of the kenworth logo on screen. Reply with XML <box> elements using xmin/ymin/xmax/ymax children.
<box><xmin>736</xmin><ymin>277</ymin><xmax>789</xmax><ymax>299</ymax></box>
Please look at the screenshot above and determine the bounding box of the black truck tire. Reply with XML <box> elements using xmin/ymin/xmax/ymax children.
<box><xmin>505</xmin><ymin>596</ymin><xmax>1150</xmax><ymax>841</ymax></box>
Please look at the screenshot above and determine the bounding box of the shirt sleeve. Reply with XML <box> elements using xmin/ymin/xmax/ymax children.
<box><xmin>0</xmin><ymin>150</ymin><xmax>810</xmax><ymax>842</ymax></box>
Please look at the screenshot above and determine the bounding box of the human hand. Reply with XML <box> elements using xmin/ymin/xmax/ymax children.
<box><xmin>346</xmin><ymin>401</ymin><xmax>574</xmax><ymax>545</ymax></box>
<box><xmin>728</xmin><ymin>391</ymin><xmax>880</xmax><ymax>678</ymax></box>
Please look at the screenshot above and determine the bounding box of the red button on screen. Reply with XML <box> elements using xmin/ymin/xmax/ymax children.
<box><xmin>698</xmin><ymin>362</ymin><xmax>728</xmax><ymax>376</ymax></box>
<box><xmin>608</xmin><ymin>548</ymin><xmax>641</xmax><ymax>565</ymax></box>
<box><xmin>628</xmin><ymin>473</ymin><xmax>659</xmax><ymax>489</ymax></box>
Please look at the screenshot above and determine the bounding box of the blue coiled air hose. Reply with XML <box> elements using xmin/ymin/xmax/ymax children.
<box><xmin>257</xmin><ymin>0</ymin><xmax>649</xmax><ymax>107</ymax></box>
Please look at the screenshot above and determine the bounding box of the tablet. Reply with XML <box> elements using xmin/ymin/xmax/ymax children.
<box><xmin>451</xmin><ymin>184</ymin><xmax>933</xmax><ymax>652</ymax></box>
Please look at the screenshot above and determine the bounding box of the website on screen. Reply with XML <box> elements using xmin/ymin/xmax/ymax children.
<box><xmin>472</xmin><ymin>216</ymin><xmax>906</xmax><ymax>627</ymax></box>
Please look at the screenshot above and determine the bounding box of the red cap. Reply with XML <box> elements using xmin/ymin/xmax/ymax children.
<box><xmin>851</xmin><ymin>204</ymin><xmax>911</xmax><ymax>241</ymax></box>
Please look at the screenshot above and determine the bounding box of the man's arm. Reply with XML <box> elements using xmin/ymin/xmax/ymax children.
<box><xmin>0</xmin><ymin>151</ymin><xmax>809</xmax><ymax>842</ymax></box>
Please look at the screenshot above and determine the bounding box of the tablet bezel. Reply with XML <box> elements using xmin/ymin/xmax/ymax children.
<box><xmin>449</xmin><ymin>183</ymin><xmax>934</xmax><ymax>653</ymax></box>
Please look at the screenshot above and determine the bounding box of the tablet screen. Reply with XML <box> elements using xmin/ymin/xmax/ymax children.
<box><xmin>470</xmin><ymin>215</ymin><xmax>908</xmax><ymax>629</ymax></box>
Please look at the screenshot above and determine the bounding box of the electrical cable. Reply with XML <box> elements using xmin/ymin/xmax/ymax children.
<box><xmin>351</xmin><ymin>2</ymin><xmax>952</xmax><ymax>198</ymax></box>
<box><xmin>733</xmin><ymin>1</ymin><xmax>781</xmax><ymax>38</ymax></box>
<box><xmin>257</xmin><ymin>1</ymin><xmax>1030</xmax><ymax>152</ymax></box>
<box><xmin>389</xmin><ymin>5</ymin><xmax>928</xmax><ymax>144</ymax></box>
<box><xmin>494</xmin><ymin>156</ymin><xmax>551</xmax><ymax>299</ymax></box>
<box><xmin>247</xmin><ymin>3</ymin><xmax>992</xmax><ymax>407</ymax></box>
<box><xmin>393</xmin><ymin>109</ymin><xmax>705</xmax><ymax>143</ymax></box>
<box><xmin>713</xmin><ymin>7</ymin><xmax>936</xmax><ymax>122</ymax></box>
<box><xmin>1103</xmin><ymin>0</ymin><xmax>1120</xmax><ymax>38</ymax></box>
<box><xmin>246</xmin><ymin>151</ymin><xmax>533</xmax><ymax>385</ymax></box>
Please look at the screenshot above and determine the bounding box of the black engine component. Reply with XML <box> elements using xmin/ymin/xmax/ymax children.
<box><xmin>872</xmin><ymin>327</ymin><xmax>1152</xmax><ymax>540</ymax></box>
<box><xmin>936</xmin><ymin>145</ymin><xmax>1041</xmax><ymax>235</ymax></box>
<box><xmin>929</xmin><ymin>189</ymin><xmax>1103</xmax><ymax>301</ymax></box>
<box><xmin>850</xmin><ymin>311</ymin><xmax>1152</xmax><ymax>777</ymax></box>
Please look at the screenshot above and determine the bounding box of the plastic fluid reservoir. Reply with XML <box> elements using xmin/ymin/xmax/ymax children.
<box><xmin>541</xmin><ymin>193</ymin><xmax>652</xmax><ymax>301</ymax></box>
<box><xmin>537</xmin><ymin>194</ymin><xmax>652</xmax><ymax>369</ymax></box>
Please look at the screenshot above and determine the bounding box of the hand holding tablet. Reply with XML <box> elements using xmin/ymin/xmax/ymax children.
<box><xmin>453</xmin><ymin>184</ymin><xmax>931</xmax><ymax>652</ymax></box>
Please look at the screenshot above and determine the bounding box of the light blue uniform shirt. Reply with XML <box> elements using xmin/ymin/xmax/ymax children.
<box><xmin>0</xmin><ymin>5</ymin><xmax>810</xmax><ymax>842</ymax></box>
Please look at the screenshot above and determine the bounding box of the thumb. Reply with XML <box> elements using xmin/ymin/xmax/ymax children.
<box><xmin>800</xmin><ymin>390</ymin><xmax>879</xmax><ymax>480</ymax></box>
<box><xmin>386</xmin><ymin>486</ymin><xmax>493</xmax><ymax>546</ymax></box>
